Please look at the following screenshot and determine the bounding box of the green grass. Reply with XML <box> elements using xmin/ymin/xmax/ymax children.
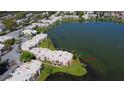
<box><xmin>62</xmin><ymin>18</ymin><xmax>81</xmax><ymax>23</ymax></box>
<box><xmin>34</xmin><ymin>27</ymin><xmax>48</xmax><ymax>33</ymax></box>
<box><xmin>0</xmin><ymin>32</ymin><xmax>6</xmax><ymax>36</ymax></box>
<box><xmin>39</xmin><ymin>38</ymin><xmax>55</xmax><ymax>50</ymax></box>
<box><xmin>3</xmin><ymin>39</ymin><xmax>15</xmax><ymax>46</ymax></box>
<box><xmin>38</xmin><ymin>58</ymin><xmax>87</xmax><ymax>81</ymax></box>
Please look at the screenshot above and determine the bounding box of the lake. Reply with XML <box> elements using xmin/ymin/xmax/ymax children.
<box><xmin>47</xmin><ymin>22</ymin><xmax>124</xmax><ymax>81</ymax></box>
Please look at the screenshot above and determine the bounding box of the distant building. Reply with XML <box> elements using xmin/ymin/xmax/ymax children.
<box><xmin>1</xmin><ymin>14</ymin><xmax>13</xmax><ymax>20</ymax></box>
<box><xmin>32</xmin><ymin>23</ymin><xmax>49</xmax><ymax>28</ymax></box>
<box><xmin>82</xmin><ymin>11</ymin><xmax>97</xmax><ymax>19</ymax></box>
<box><xmin>22</xmin><ymin>29</ymin><xmax>37</xmax><ymax>36</ymax></box>
<box><xmin>25</xmin><ymin>24</ymin><xmax>36</xmax><ymax>30</ymax></box>
<box><xmin>16</xmin><ymin>18</ymin><xmax>28</xmax><ymax>26</ymax></box>
<box><xmin>63</xmin><ymin>15</ymin><xmax>79</xmax><ymax>19</ymax></box>
<box><xmin>25</xmin><ymin>23</ymin><xmax>49</xmax><ymax>30</ymax></box>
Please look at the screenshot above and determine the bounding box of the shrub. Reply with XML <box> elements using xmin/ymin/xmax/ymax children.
<box><xmin>0</xmin><ymin>32</ymin><xmax>6</xmax><ymax>36</ymax></box>
<box><xmin>3</xmin><ymin>18</ymin><xmax>17</xmax><ymax>31</ymax></box>
<box><xmin>34</xmin><ymin>27</ymin><xmax>48</xmax><ymax>33</ymax></box>
<box><xmin>20</xmin><ymin>51</ymin><xmax>36</xmax><ymax>62</ymax></box>
<box><xmin>71</xmin><ymin>50</ymin><xmax>78</xmax><ymax>60</ymax></box>
<box><xmin>4</xmin><ymin>39</ymin><xmax>15</xmax><ymax>46</ymax></box>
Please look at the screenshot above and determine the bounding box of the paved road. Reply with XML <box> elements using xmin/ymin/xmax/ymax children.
<box><xmin>6</xmin><ymin>29</ymin><xmax>22</xmax><ymax>39</ymax></box>
<box><xmin>0</xmin><ymin>28</ymin><xmax>28</xmax><ymax>80</ymax></box>
<box><xmin>1</xmin><ymin>28</ymin><xmax>28</xmax><ymax>62</ymax></box>
<box><xmin>0</xmin><ymin>44</ymin><xmax>21</xmax><ymax>81</ymax></box>
<box><xmin>1</xmin><ymin>44</ymin><xmax>20</xmax><ymax>63</ymax></box>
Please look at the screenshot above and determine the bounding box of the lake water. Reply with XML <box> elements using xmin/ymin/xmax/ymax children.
<box><xmin>47</xmin><ymin>22</ymin><xmax>124</xmax><ymax>81</ymax></box>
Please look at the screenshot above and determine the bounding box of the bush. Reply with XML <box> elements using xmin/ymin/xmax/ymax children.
<box><xmin>73</xmin><ymin>53</ymin><xmax>78</xmax><ymax>60</ymax></box>
<box><xmin>15</xmin><ymin>12</ymin><xmax>26</xmax><ymax>20</ymax></box>
<box><xmin>34</xmin><ymin>27</ymin><xmax>48</xmax><ymax>33</ymax></box>
<box><xmin>3</xmin><ymin>18</ymin><xmax>17</xmax><ymax>31</ymax></box>
<box><xmin>4</xmin><ymin>39</ymin><xmax>15</xmax><ymax>46</ymax></box>
<box><xmin>0</xmin><ymin>32</ymin><xmax>6</xmax><ymax>36</ymax></box>
<box><xmin>71</xmin><ymin>50</ymin><xmax>78</xmax><ymax>60</ymax></box>
<box><xmin>20</xmin><ymin>51</ymin><xmax>36</xmax><ymax>62</ymax></box>
<box><xmin>78</xmin><ymin>11</ymin><xmax>84</xmax><ymax>18</ymax></box>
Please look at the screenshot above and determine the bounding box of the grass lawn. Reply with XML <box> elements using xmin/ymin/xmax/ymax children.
<box><xmin>34</xmin><ymin>27</ymin><xmax>48</xmax><ymax>33</ymax></box>
<box><xmin>62</xmin><ymin>18</ymin><xmax>81</xmax><ymax>23</ymax></box>
<box><xmin>39</xmin><ymin>38</ymin><xmax>55</xmax><ymax>50</ymax></box>
<box><xmin>0</xmin><ymin>32</ymin><xmax>6</xmax><ymax>36</ymax></box>
<box><xmin>38</xmin><ymin>58</ymin><xmax>87</xmax><ymax>81</ymax></box>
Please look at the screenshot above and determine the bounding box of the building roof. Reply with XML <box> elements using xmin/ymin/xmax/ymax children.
<box><xmin>0</xmin><ymin>36</ymin><xmax>14</xmax><ymax>43</ymax></box>
<box><xmin>21</xmin><ymin>33</ymin><xmax>47</xmax><ymax>51</ymax></box>
<box><xmin>0</xmin><ymin>43</ymin><xmax>4</xmax><ymax>50</ymax></box>
<box><xmin>63</xmin><ymin>15</ymin><xmax>79</xmax><ymax>19</ymax></box>
<box><xmin>30</xmin><ymin>47</ymin><xmax>73</xmax><ymax>65</ymax></box>
<box><xmin>25</xmin><ymin>22</ymin><xmax>49</xmax><ymax>30</ymax></box>
<box><xmin>22</xmin><ymin>29</ymin><xmax>37</xmax><ymax>35</ymax></box>
<box><xmin>5</xmin><ymin>60</ymin><xmax>42</xmax><ymax>81</ymax></box>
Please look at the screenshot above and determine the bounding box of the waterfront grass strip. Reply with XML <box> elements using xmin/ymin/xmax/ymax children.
<box><xmin>39</xmin><ymin>38</ymin><xmax>55</xmax><ymax>50</ymax></box>
<box><xmin>38</xmin><ymin>58</ymin><xmax>87</xmax><ymax>81</ymax></box>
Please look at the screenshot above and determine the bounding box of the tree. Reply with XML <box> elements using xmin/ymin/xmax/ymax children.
<box><xmin>0</xmin><ymin>32</ymin><xmax>6</xmax><ymax>36</ymax></box>
<box><xmin>78</xmin><ymin>11</ymin><xmax>84</xmax><ymax>19</ymax></box>
<box><xmin>71</xmin><ymin>50</ymin><xmax>78</xmax><ymax>60</ymax></box>
<box><xmin>0</xmin><ymin>62</ymin><xmax>9</xmax><ymax>75</ymax></box>
<box><xmin>3</xmin><ymin>18</ymin><xmax>17</xmax><ymax>31</ymax></box>
<box><xmin>20</xmin><ymin>51</ymin><xmax>36</xmax><ymax>62</ymax></box>
<box><xmin>15</xmin><ymin>12</ymin><xmax>26</xmax><ymax>20</ymax></box>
